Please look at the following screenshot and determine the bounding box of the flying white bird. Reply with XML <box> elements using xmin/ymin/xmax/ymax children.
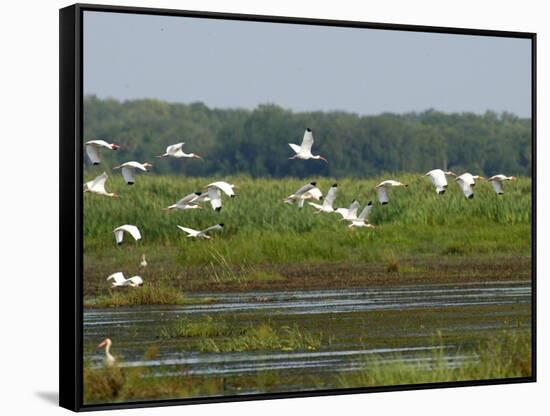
<box><xmin>205</xmin><ymin>181</ymin><xmax>236</xmax><ymax>211</ymax></box>
<box><xmin>97</xmin><ymin>338</ymin><xmax>116</xmax><ymax>367</ymax></box>
<box><xmin>486</xmin><ymin>174</ymin><xmax>517</xmax><ymax>195</ymax></box>
<box><xmin>83</xmin><ymin>172</ymin><xmax>117</xmax><ymax>197</ymax></box>
<box><xmin>423</xmin><ymin>169</ymin><xmax>457</xmax><ymax>194</ymax></box>
<box><xmin>288</xmin><ymin>128</ymin><xmax>328</xmax><ymax>162</ymax></box>
<box><xmin>347</xmin><ymin>202</ymin><xmax>375</xmax><ymax>228</ymax></box>
<box><xmin>157</xmin><ymin>142</ymin><xmax>202</xmax><ymax>159</ymax></box>
<box><xmin>177</xmin><ymin>223</ymin><xmax>224</xmax><ymax>239</ymax></box>
<box><xmin>335</xmin><ymin>199</ymin><xmax>360</xmax><ymax>220</ymax></box>
<box><xmin>455</xmin><ymin>173</ymin><xmax>485</xmax><ymax>199</ymax></box>
<box><xmin>139</xmin><ymin>254</ymin><xmax>148</xmax><ymax>268</ymax></box>
<box><xmin>113</xmin><ymin>224</ymin><xmax>142</xmax><ymax>245</ymax></box>
<box><xmin>308</xmin><ymin>184</ymin><xmax>338</xmax><ymax>213</ymax></box>
<box><xmin>284</xmin><ymin>182</ymin><xmax>323</xmax><ymax>208</ymax></box>
<box><xmin>85</xmin><ymin>140</ymin><xmax>120</xmax><ymax>165</ymax></box>
<box><xmin>113</xmin><ymin>161</ymin><xmax>152</xmax><ymax>185</ymax></box>
<box><xmin>163</xmin><ymin>192</ymin><xmax>204</xmax><ymax>211</ymax></box>
<box><xmin>375</xmin><ymin>180</ymin><xmax>408</xmax><ymax>204</ymax></box>
<box><xmin>107</xmin><ymin>272</ymin><xmax>144</xmax><ymax>287</ymax></box>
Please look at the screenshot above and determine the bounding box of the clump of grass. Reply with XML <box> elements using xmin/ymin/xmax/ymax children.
<box><xmin>336</xmin><ymin>330</ymin><xmax>531</xmax><ymax>388</ymax></box>
<box><xmin>159</xmin><ymin>316</ymin><xmax>231</xmax><ymax>339</ymax></box>
<box><xmin>386</xmin><ymin>261</ymin><xmax>400</xmax><ymax>273</ymax></box>
<box><xmin>84</xmin><ymin>284</ymin><xmax>213</xmax><ymax>308</ymax></box>
<box><xmin>83</xmin><ymin>365</ymin><xmax>125</xmax><ymax>403</ymax></box>
<box><xmin>143</xmin><ymin>345</ymin><xmax>160</xmax><ymax>360</ymax></box>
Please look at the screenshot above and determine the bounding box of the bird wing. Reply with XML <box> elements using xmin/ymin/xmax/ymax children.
<box><xmin>126</xmin><ymin>276</ymin><xmax>143</xmax><ymax>286</ymax></box>
<box><xmin>298</xmin><ymin>198</ymin><xmax>305</xmax><ymax>208</ymax></box>
<box><xmin>176</xmin><ymin>193</ymin><xmax>200</xmax><ymax>207</ymax></box>
<box><xmin>323</xmin><ymin>185</ymin><xmax>338</xmax><ymax>209</ymax></box>
<box><xmin>107</xmin><ymin>272</ymin><xmax>126</xmax><ymax>284</ymax></box>
<box><xmin>308</xmin><ymin>202</ymin><xmax>324</xmax><ymax>210</ymax></box>
<box><xmin>305</xmin><ymin>187</ymin><xmax>323</xmax><ymax>201</ymax></box>
<box><xmin>166</xmin><ymin>142</ymin><xmax>184</xmax><ymax>155</ymax></box>
<box><xmin>294</xmin><ymin>183</ymin><xmax>315</xmax><ymax>196</ymax></box>
<box><xmin>335</xmin><ymin>208</ymin><xmax>349</xmax><ymax>219</ymax></box>
<box><xmin>121</xmin><ymin>166</ymin><xmax>135</xmax><ymax>184</ymax></box>
<box><xmin>85</xmin><ymin>144</ymin><xmax>101</xmax><ymax>165</ymax></box>
<box><xmin>457</xmin><ymin>179</ymin><xmax>473</xmax><ymax>198</ymax></box>
<box><xmin>288</xmin><ymin>143</ymin><xmax>302</xmax><ymax>154</ymax></box>
<box><xmin>177</xmin><ymin>225</ymin><xmax>198</xmax><ymax>236</ymax></box>
<box><xmin>123</xmin><ymin>225</ymin><xmax>141</xmax><ymax>241</ymax></box>
<box><xmin>358</xmin><ymin>203</ymin><xmax>373</xmax><ymax>220</ymax></box>
<box><xmin>491</xmin><ymin>180</ymin><xmax>504</xmax><ymax>194</ymax></box>
<box><xmin>202</xmin><ymin>224</ymin><xmax>224</xmax><ymax>234</ymax></box>
<box><xmin>207</xmin><ymin>186</ymin><xmax>223</xmax><ymax>210</ymax></box>
<box><xmin>300</xmin><ymin>129</ymin><xmax>314</xmax><ymax>152</ymax></box>
<box><xmin>113</xmin><ymin>229</ymin><xmax>124</xmax><ymax>244</ymax></box>
<box><xmin>348</xmin><ymin>200</ymin><xmax>360</xmax><ymax>218</ymax></box>
<box><xmin>208</xmin><ymin>181</ymin><xmax>235</xmax><ymax>197</ymax></box>
<box><xmin>429</xmin><ymin>170</ymin><xmax>447</xmax><ymax>189</ymax></box>
<box><xmin>90</xmin><ymin>172</ymin><xmax>108</xmax><ymax>193</ymax></box>
<box><xmin>377</xmin><ymin>186</ymin><xmax>389</xmax><ymax>204</ymax></box>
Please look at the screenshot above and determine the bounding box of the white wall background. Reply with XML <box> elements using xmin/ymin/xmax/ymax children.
<box><xmin>0</xmin><ymin>0</ymin><xmax>546</xmax><ymax>414</ymax></box>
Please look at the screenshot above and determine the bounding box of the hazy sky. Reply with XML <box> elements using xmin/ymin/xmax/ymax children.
<box><xmin>83</xmin><ymin>11</ymin><xmax>532</xmax><ymax>117</ymax></box>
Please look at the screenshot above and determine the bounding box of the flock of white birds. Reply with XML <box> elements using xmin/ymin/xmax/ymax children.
<box><xmin>86</xmin><ymin>129</ymin><xmax>517</xmax><ymax>363</ymax></box>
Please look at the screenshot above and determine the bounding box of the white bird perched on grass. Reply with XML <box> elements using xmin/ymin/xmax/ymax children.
<box><xmin>423</xmin><ymin>169</ymin><xmax>457</xmax><ymax>194</ymax></box>
<box><xmin>83</xmin><ymin>172</ymin><xmax>117</xmax><ymax>198</ymax></box>
<box><xmin>177</xmin><ymin>223</ymin><xmax>224</xmax><ymax>239</ymax></box>
<box><xmin>288</xmin><ymin>128</ymin><xmax>328</xmax><ymax>162</ymax></box>
<box><xmin>205</xmin><ymin>181</ymin><xmax>236</xmax><ymax>211</ymax></box>
<box><xmin>156</xmin><ymin>142</ymin><xmax>202</xmax><ymax>159</ymax></box>
<box><xmin>97</xmin><ymin>338</ymin><xmax>116</xmax><ymax>367</ymax></box>
<box><xmin>375</xmin><ymin>180</ymin><xmax>408</xmax><ymax>204</ymax></box>
<box><xmin>113</xmin><ymin>224</ymin><xmax>142</xmax><ymax>245</ymax></box>
<box><xmin>455</xmin><ymin>173</ymin><xmax>485</xmax><ymax>199</ymax></box>
<box><xmin>139</xmin><ymin>254</ymin><xmax>148</xmax><ymax>268</ymax></box>
<box><xmin>347</xmin><ymin>202</ymin><xmax>375</xmax><ymax>228</ymax></box>
<box><xmin>335</xmin><ymin>200</ymin><xmax>360</xmax><ymax>220</ymax></box>
<box><xmin>486</xmin><ymin>174</ymin><xmax>517</xmax><ymax>195</ymax></box>
<box><xmin>284</xmin><ymin>182</ymin><xmax>323</xmax><ymax>208</ymax></box>
<box><xmin>107</xmin><ymin>272</ymin><xmax>144</xmax><ymax>287</ymax></box>
<box><xmin>113</xmin><ymin>161</ymin><xmax>152</xmax><ymax>185</ymax></box>
<box><xmin>308</xmin><ymin>184</ymin><xmax>338</xmax><ymax>213</ymax></box>
<box><xmin>163</xmin><ymin>192</ymin><xmax>204</xmax><ymax>211</ymax></box>
<box><xmin>85</xmin><ymin>140</ymin><xmax>120</xmax><ymax>165</ymax></box>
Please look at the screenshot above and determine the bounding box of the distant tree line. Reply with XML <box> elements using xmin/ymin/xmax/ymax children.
<box><xmin>83</xmin><ymin>96</ymin><xmax>532</xmax><ymax>178</ymax></box>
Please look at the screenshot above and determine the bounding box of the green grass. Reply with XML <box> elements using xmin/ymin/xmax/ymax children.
<box><xmin>336</xmin><ymin>330</ymin><xmax>531</xmax><ymax>388</ymax></box>
<box><xmin>159</xmin><ymin>317</ymin><xmax>323</xmax><ymax>352</ymax></box>
<box><xmin>83</xmin><ymin>174</ymin><xmax>532</xmax><ymax>297</ymax></box>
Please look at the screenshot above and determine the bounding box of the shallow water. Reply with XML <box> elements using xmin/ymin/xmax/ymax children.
<box><xmin>84</xmin><ymin>280</ymin><xmax>531</xmax><ymax>396</ymax></box>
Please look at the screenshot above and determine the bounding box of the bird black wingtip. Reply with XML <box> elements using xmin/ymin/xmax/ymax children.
<box><xmin>306</xmin><ymin>128</ymin><xmax>312</xmax><ymax>132</ymax></box>
<box><xmin>215</xmin><ymin>207</ymin><xmax>222</xmax><ymax>212</ymax></box>
<box><xmin>332</xmin><ymin>183</ymin><xmax>338</xmax><ymax>187</ymax></box>
<box><xmin>310</xmin><ymin>181</ymin><xmax>317</xmax><ymax>186</ymax></box>
<box><xmin>367</xmin><ymin>201</ymin><xmax>372</xmax><ymax>206</ymax></box>
<box><xmin>195</xmin><ymin>192</ymin><xmax>202</xmax><ymax>196</ymax></box>
<box><xmin>468</xmin><ymin>194</ymin><xmax>474</xmax><ymax>199</ymax></box>
<box><xmin>382</xmin><ymin>202</ymin><xmax>388</xmax><ymax>205</ymax></box>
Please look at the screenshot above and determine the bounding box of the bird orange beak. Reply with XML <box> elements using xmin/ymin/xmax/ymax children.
<box><xmin>193</xmin><ymin>154</ymin><xmax>203</xmax><ymax>159</ymax></box>
<box><xmin>97</xmin><ymin>340</ymin><xmax>107</xmax><ymax>349</ymax></box>
<box><xmin>111</xmin><ymin>144</ymin><xmax>120</xmax><ymax>150</ymax></box>
<box><xmin>320</xmin><ymin>156</ymin><xmax>328</xmax><ymax>163</ymax></box>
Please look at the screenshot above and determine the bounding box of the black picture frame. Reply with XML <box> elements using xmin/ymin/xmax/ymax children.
<box><xmin>60</xmin><ymin>3</ymin><xmax>537</xmax><ymax>412</ymax></box>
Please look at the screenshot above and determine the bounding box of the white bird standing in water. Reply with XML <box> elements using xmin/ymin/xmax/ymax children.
<box><xmin>423</xmin><ymin>169</ymin><xmax>457</xmax><ymax>194</ymax></box>
<box><xmin>83</xmin><ymin>172</ymin><xmax>117</xmax><ymax>198</ymax></box>
<box><xmin>335</xmin><ymin>200</ymin><xmax>360</xmax><ymax>221</ymax></box>
<box><xmin>177</xmin><ymin>223</ymin><xmax>224</xmax><ymax>239</ymax></box>
<box><xmin>288</xmin><ymin>128</ymin><xmax>328</xmax><ymax>162</ymax></box>
<box><xmin>163</xmin><ymin>192</ymin><xmax>204</xmax><ymax>211</ymax></box>
<box><xmin>347</xmin><ymin>202</ymin><xmax>375</xmax><ymax>228</ymax></box>
<box><xmin>97</xmin><ymin>338</ymin><xmax>116</xmax><ymax>367</ymax></box>
<box><xmin>205</xmin><ymin>181</ymin><xmax>236</xmax><ymax>211</ymax></box>
<box><xmin>113</xmin><ymin>224</ymin><xmax>142</xmax><ymax>245</ymax></box>
<box><xmin>113</xmin><ymin>161</ymin><xmax>152</xmax><ymax>185</ymax></box>
<box><xmin>139</xmin><ymin>254</ymin><xmax>148</xmax><ymax>268</ymax></box>
<box><xmin>375</xmin><ymin>180</ymin><xmax>408</xmax><ymax>204</ymax></box>
<box><xmin>107</xmin><ymin>272</ymin><xmax>144</xmax><ymax>287</ymax></box>
<box><xmin>487</xmin><ymin>174</ymin><xmax>517</xmax><ymax>195</ymax></box>
<box><xmin>156</xmin><ymin>142</ymin><xmax>202</xmax><ymax>159</ymax></box>
<box><xmin>284</xmin><ymin>182</ymin><xmax>323</xmax><ymax>208</ymax></box>
<box><xmin>455</xmin><ymin>173</ymin><xmax>485</xmax><ymax>199</ymax></box>
<box><xmin>85</xmin><ymin>140</ymin><xmax>120</xmax><ymax>165</ymax></box>
<box><xmin>308</xmin><ymin>184</ymin><xmax>338</xmax><ymax>213</ymax></box>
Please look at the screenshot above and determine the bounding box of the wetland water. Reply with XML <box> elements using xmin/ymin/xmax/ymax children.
<box><xmin>84</xmin><ymin>280</ymin><xmax>531</xmax><ymax>397</ymax></box>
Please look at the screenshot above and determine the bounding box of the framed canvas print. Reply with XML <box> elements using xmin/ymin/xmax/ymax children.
<box><xmin>59</xmin><ymin>3</ymin><xmax>536</xmax><ymax>411</ymax></box>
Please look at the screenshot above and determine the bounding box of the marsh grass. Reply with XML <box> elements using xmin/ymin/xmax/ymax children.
<box><xmin>159</xmin><ymin>317</ymin><xmax>323</xmax><ymax>353</ymax></box>
<box><xmin>84</xmin><ymin>284</ymin><xmax>215</xmax><ymax>308</ymax></box>
<box><xmin>337</xmin><ymin>330</ymin><xmax>532</xmax><ymax>388</ymax></box>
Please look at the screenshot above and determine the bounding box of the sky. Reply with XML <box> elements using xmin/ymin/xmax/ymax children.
<box><xmin>83</xmin><ymin>11</ymin><xmax>532</xmax><ymax>117</ymax></box>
